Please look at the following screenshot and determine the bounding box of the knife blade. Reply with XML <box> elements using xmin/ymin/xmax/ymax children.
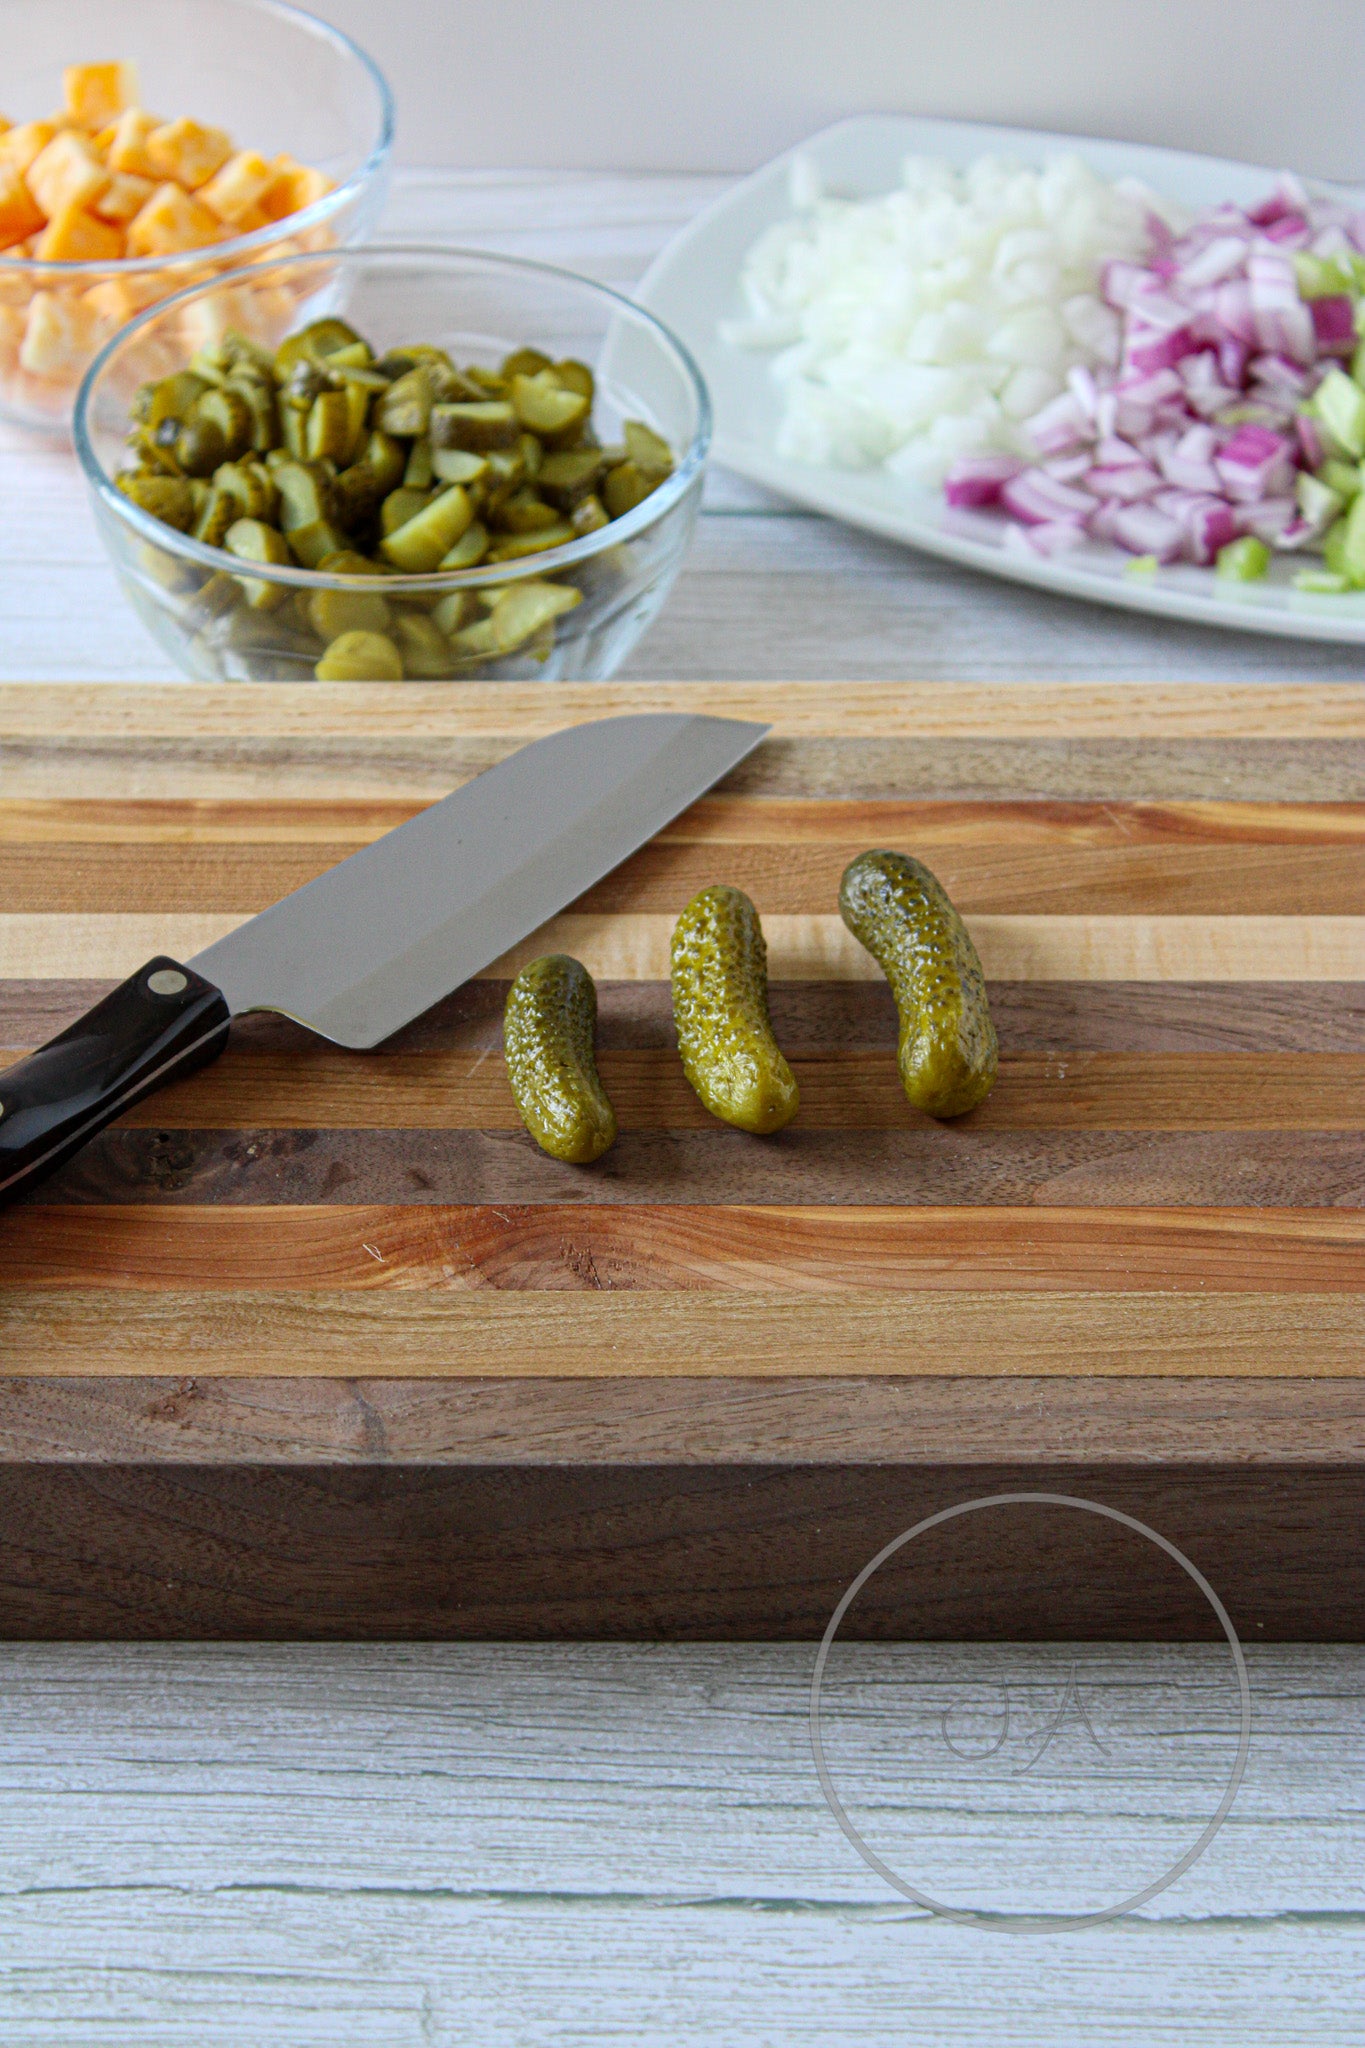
<box><xmin>0</xmin><ymin>711</ymin><xmax>767</xmax><ymax>1203</ymax></box>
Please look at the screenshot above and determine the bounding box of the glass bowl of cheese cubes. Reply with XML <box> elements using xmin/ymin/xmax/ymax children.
<box><xmin>0</xmin><ymin>0</ymin><xmax>393</xmax><ymax>431</ymax></box>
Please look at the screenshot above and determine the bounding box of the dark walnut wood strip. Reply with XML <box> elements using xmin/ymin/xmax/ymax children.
<box><xmin>9</xmin><ymin>1203</ymin><xmax>1365</xmax><ymax>1293</ymax></box>
<box><xmin>2</xmin><ymin>1284</ymin><xmax>1363</xmax><ymax>1376</ymax></box>
<box><xmin>2</xmin><ymin>1373</ymin><xmax>1361</xmax><ymax>1466</ymax></box>
<box><xmin>7</xmin><ymin>979</ymin><xmax>1365</xmax><ymax>1056</ymax></box>
<box><xmin>11</xmin><ymin>837</ymin><xmax>1365</xmax><ymax>916</ymax></box>
<box><xmin>32</xmin><ymin>1124</ymin><xmax>1365</xmax><ymax>1210</ymax></box>
<box><xmin>1</xmin><ymin>1048</ymin><xmax>1356</xmax><ymax>1134</ymax></box>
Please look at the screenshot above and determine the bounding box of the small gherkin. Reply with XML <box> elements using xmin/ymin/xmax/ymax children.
<box><xmin>670</xmin><ymin>886</ymin><xmax>799</xmax><ymax>1135</ymax></box>
<box><xmin>839</xmin><ymin>850</ymin><xmax>997</xmax><ymax>1118</ymax></box>
<box><xmin>504</xmin><ymin>954</ymin><xmax>617</xmax><ymax>1163</ymax></box>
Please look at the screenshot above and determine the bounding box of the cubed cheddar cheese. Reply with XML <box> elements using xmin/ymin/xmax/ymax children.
<box><xmin>259</xmin><ymin>154</ymin><xmax>333</xmax><ymax>222</ymax></box>
<box><xmin>34</xmin><ymin>202</ymin><xmax>125</xmax><ymax>263</ymax></box>
<box><xmin>92</xmin><ymin>169</ymin><xmax>156</xmax><ymax>223</ymax></box>
<box><xmin>199</xmin><ymin>149</ymin><xmax>275</xmax><ymax>226</ymax></box>
<box><xmin>0</xmin><ymin>121</ymin><xmax>58</xmax><ymax>177</ymax></box>
<box><xmin>107</xmin><ymin>108</ymin><xmax>161</xmax><ymax>178</ymax></box>
<box><xmin>83</xmin><ymin>275</ymin><xmax>141</xmax><ymax>336</ymax></box>
<box><xmin>19</xmin><ymin>289</ymin><xmax>98</xmax><ymax>377</ymax></box>
<box><xmin>145</xmin><ymin>117</ymin><xmax>232</xmax><ymax>192</ymax></box>
<box><xmin>125</xmin><ymin>181</ymin><xmax>223</xmax><ymax>256</ymax></box>
<box><xmin>62</xmin><ymin>62</ymin><xmax>140</xmax><ymax>131</ymax></box>
<box><xmin>26</xmin><ymin>129</ymin><xmax>110</xmax><ymax>219</ymax></box>
<box><xmin>0</xmin><ymin>164</ymin><xmax>45</xmax><ymax>250</ymax></box>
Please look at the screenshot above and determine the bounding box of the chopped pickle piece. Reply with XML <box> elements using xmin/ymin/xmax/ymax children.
<box><xmin>493</xmin><ymin>489</ymin><xmax>562</xmax><ymax>534</ymax></box>
<box><xmin>392</xmin><ymin>610</ymin><xmax>455</xmax><ymax>678</ymax></box>
<box><xmin>623</xmin><ymin>419</ymin><xmax>674</xmax><ymax>476</ymax></box>
<box><xmin>380</xmin><ymin>484</ymin><xmax>475</xmax><ymax>571</ymax></box>
<box><xmin>144</xmin><ymin>370</ymin><xmax>210</xmax><ymax>432</ymax></box>
<box><xmin>486</xmin><ymin>520</ymin><xmax>576</xmax><ymax>560</ymax></box>
<box><xmin>305</xmin><ymin>389</ymin><xmax>358</xmax><ymax>464</ymax></box>
<box><xmin>315</xmin><ymin>630</ymin><xmax>404</xmax><ymax>681</ymax></box>
<box><xmin>501</xmin><ymin>346</ymin><xmax>554</xmax><ymax>380</ymax></box>
<box><xmin>224</xmin><ymin>517</ymin><xmax>291</xmax><ymax>610</ymax></box>
<box><xmin>226</xmin><ymin>374</ymin><xmax>279</xmax><ymax>452</ymax></box>
<box><xmin>374</xmin><ymin>368</ymin><xmax>433</xmax><ymax>438</ymax></box>
<box><xmin>571</xmin><ymin>493</ymin><xmax>610</xmax><ymax>536</ymax></box>
<box><xmin>430</xmin><ymin>446</ymin><xmax>489</xmax><ymax>487</ymax></box>
<box><xmin>274</xmin><ymin>318</ymin><xmax>366</xmax><ymax>381</ymax></box>
<box><xmin>430</xmin><ymin>400</ymin><xmax>519</xmax><ymax>451</ymax></box>
<box><xmin>174</xmin><ymin>414</ymin><xmax>228</xmax><ymax>477</ymax></box>
<box><xmin>379</xmin><ymin>486</ymin><xmax>434</xmax><ymax>537</ymax></box>
<box><xmin>404</xmin><ymin>437</ymin><xmax>435</xmax><ymax>490</ymax></box>
<box><xmin>458</xmin><ymin>580</ymin><xmax>582</xmax><ymax>656</ymax></box>
<box><xmin>510</xmin><ymin>371</ymin><xmax>590</xmax><ymax>441</ymax></box>
<box><xmin>603</xmin><ymin>460</ymin><xmax>662</xmax><ymax>518</ymax></box>
<box><xmin>538</xmin><ymin>447</ymin><xmax>605</xmax><ymax>509</ymax></box>
<box><xmin>192</xmin><ymin>488</ymin><xmax>237</xmax><ymax>549</ymax></box>
<box><xmin>286</xmin><ymin>517</ymin><xmax>351</xmax><ymax>568</ymax></box>
<box><xmin>214</xmin><ymin>458</ymin><xmax>277</xmax><ymax>522</ymax></box>
<box><xmin>438</xmin><ymin>520</ymin><xmax>490</xmax><ymax>571</ymax></box>
<box><xmin>117</xmin><ymin>471</ymin><xmax>195</xmax><ymax>529</ymax></box>
<box><xmin>553</xmin><ymin>360</ymin><xmax>595</xmax><ymax>402</ymax></box>
<box><xmin>431</xmin><ymin>588</ymin><xmax>480</xmax><ymax>636</ymax></box>
<box><xmin>307</xmin><ymin>581</ymin><xmax>393</xmax><ymax>640</ymax></box>
<box><xmin>273</xmin><ymin>458</ymin><xmax>334</xmax><ymax>533</ymax></box>
<box><xmin>194</xmin><ymin>387</ymin><xmax>253</xmax><ymax>462</ymax></box>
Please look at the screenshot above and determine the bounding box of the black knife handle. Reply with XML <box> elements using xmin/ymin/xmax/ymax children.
<box><xmin>0</xmin><ymin>957</ymin><xmax>230</xmax><ymax>1205</ymax></box>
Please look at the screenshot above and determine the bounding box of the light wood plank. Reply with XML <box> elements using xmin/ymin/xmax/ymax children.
<box><xmin>7</xmin><ymin>910</ymin><xmax>1365</xmax><ymax>983</ymax></box>
<box><xmin>10</xmin><ymin>679</ymin><xmax>1365</xmax><ymax>738</ymax></box>
<box><xmin>2</xmin><ymin>1284</ymin><xmax>1364</xmax><ymax>1376</ymax></box>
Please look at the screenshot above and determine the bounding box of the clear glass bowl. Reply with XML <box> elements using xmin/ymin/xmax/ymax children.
<box><xmin>74</xmin><ymin>245</ymin><xmax>711</xmax><ymax>685</ymax></box>
<box><xmin>0</xmin><ymin>0</ymin><xmax>392</xmax><ymax>432</ymax></box>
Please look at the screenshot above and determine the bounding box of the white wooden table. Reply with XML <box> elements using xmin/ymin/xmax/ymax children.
<box><xmin>0</xmin><ymin>170</ymin><xmax>1362</xmax><ymax>2044</ymax></box>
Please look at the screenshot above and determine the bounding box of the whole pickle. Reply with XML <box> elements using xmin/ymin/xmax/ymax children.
<box><xmin>839</xmin><ymin>850</ymin><xmax>997</xmax><ymax>1118</ymax></box>
<box><xmin>504</xmin><ymin>954</ymin><xmax>617</xmax><ymax>1164</ymax></box>
<box><xmin>670</xmin><ymin>886</ymin><xmax>798</xmax><ymax>1135</ymax></box>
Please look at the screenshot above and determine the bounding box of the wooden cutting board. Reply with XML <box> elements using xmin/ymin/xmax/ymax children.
<box><xmin>2</xmin><ymin>678</ymin><xmax>1364</xmax><ymax>1640</ymax></box>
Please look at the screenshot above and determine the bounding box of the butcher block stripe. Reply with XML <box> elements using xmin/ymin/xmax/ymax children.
<box><xmin>1</xmin><ymin>1285</ymin><xmax>1361</xmax><ymax>1378</ymax></box>
<box><xmin>5</xmin><ymin>681</ymin><xmax>1365</xmax><ymax>1395</ymax></box>
<box><xmin>8</xmin><ymin>1203</ymin><xmax>1365</xmax><ymax>1293</ymax></box>
<box><xmin>7</xmin><ymin>912</ymin><xmax>1365</xmax><ymax>983</ymax></box>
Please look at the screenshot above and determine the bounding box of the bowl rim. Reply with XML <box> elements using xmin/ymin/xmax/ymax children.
<box><xmin>73</xmin><ymin>241</ymin><xmax>713</xmax><ymax>592</ymax></box>
<box><xmin>0</xmin><ymin>0</ymin><xmax>394</xmax><ymax>280</ymax></box>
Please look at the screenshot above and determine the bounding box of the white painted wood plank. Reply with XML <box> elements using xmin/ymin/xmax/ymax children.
<box><xmin>0</xmin><ymin>1643</ymin><xmax>1359</xmax><ymax>2046</ymax></box>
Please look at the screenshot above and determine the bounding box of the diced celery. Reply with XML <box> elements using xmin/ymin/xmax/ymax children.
<box><xmin>1343</xmin><ymin>492</ymin><xmax>1365</xmax><ymax>585</ymax></box>
<box><xmin>1352</xmin><ymin>339</ymin><xmax>1365</xmax><ymax>388</ymax></box>
<box><xmin>1295</xmin><ymin>252</ymin><xmax>1356</xmax><ymax>299</ymax></box>
<box><xmin>1319</xmin><ymin>459</ymin><xmax>1362</xmax><ymax>502</ymax></box>
<box><xmin>1216</xmin><ymin>536</ymin><xmax>1270</xmax><ymax>581</ymax></box>
<box><xmin>1324</xmin><ymin>517</ymin><xmax>1351</xmax><ymax>578</ymax></box>
<box><xmin>1313</xmin><ymin>367</ymin><xmax>1365</xmax><ymax>457</ymax></box>
<box><xmin>1298</xmin><ymin>472</ymin><xmax>1344</xmax><ymax>525</ymax></box>
<box><xmin>1123</xmin><ymin>553</ymin><xmax>1159</xmax><ymax>578</ymax></box>
<box><xmin>1293</xmin><ymin>569</ymin><xmax>1351</xmax><ymax>593</ymax></box>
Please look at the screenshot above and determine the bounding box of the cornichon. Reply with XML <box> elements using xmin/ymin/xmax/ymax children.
<box><xmin>504</xmin><ymin>954</ymin><xmax>618</xmax><ymax>1164</ymax></box>
<box><xmin>839</xmin><ymin>850</ymin><xmax>998</xmax><ymax>1118</ymax></box>
<box><xmin>116</xmin><ymin>317</ymin><xmax>677</xmax><ymax>677</ymax></box>
<box><xmin>670</xmin><ymin>886</ymin><xmax>799</xmax><ymax>1135</ymax></box>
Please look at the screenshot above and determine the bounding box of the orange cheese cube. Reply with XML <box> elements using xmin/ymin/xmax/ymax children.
<box><xmin>19</xmin><ymin>289</ymin><xmax>98</xmax><ymax>377</ymax></box>
<box><xmin>145</xmin><ymin>116</ymin><xmax>232</xmax><ymax>191</ymax></box>
<box><xmin>259</xmin><ymin>154</ymin><xmax>333</xmax><ymax>222</ymax></box>
<box><xmin>34</xmin><ymin>202</ymin><xmax>125</xmax><ymax>263</ymax></box>
<box><xmin>125</xmin><ymin>181</ymin><xmax>224</xmax><ymax>256</ymax></box>
<box><xmin>107</xmin><ymin>108</ymin><xmax>160</xmax><ymax>178</ymax></box>
<box><xmin>62</xmin><ymin>62</ymin><xmax>140</xmax><ymax>131</ymax></box>
<box><xmin>92</xmin><ymin>169</ymin><xmax>156</xmax><ymax>223</ymax></box>
<box><xmin>83</xmin><ymin>275</ymin><xmax>141</xmax><ymax>336</ymax></box>
<box><xmin>0</xmin><ymin>121</ymin><xmax>58</xmax><ymax>177</ymax></box>
<box><xmin>199</xmin><ymin>149</ymin><xmax>275</xmax><ymax>226</ymax></box>
<box><xmin>0</xmin><ymin>164</ymin><xmax>45</xmax><ymax>250</ymax></box>
<box><xmin>26</xmin><ymin>129</ymin><xmax>110</xmax><ymax>219</ymax></box>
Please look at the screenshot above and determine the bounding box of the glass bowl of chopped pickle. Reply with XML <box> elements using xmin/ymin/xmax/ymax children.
<box><xmin>0</xmin><ymin>0</ymin><xmax>393</xmax><ymax>431</ymax></box>
<box><xmin>74</xmin><ymin>244</ymin><xmax>711</xmax><ymax>683</ymax></box>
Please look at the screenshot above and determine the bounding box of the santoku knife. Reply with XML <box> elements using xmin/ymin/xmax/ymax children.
<box><xmin>0</xmin><ymin>711</ymin><xmax>767</xmax><ymax>1203</ymax></box>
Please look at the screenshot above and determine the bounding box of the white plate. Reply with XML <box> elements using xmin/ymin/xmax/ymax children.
<box><xmin>637</xmin><ymin>114</ymin><xmax>1365</xmax><ymax>645</ymax></box>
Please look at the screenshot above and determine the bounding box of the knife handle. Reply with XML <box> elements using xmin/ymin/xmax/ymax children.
<box><xmin>0</xmin><ymin>957</ymin><xmax>230</xmax><ymax>1206</ymax></box>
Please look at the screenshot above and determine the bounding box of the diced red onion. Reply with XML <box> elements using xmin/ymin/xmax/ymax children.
<box><xmin>942</xmin><ymin>454</ymin><xmax>1025</xmax><ymax>507</ymax></box>
<box><xmin>1001</xmin><ymin>470</ymin><xmax>1099</xmax><ymax>524</ymax></box>
<box><xmin>1110</xmin><ymin>503</ymin><xmax>1184</xmax><ymax>560</ymax></box>
<box><xmin>1311</xmin><ymin>296</ymin><xmax>1356</xmax><ymax>347</ymax></box>
<box><xmin>1002</xmin><ymin>518</ymin><xmax>1087</xmax><ymax>558</ymax></box>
